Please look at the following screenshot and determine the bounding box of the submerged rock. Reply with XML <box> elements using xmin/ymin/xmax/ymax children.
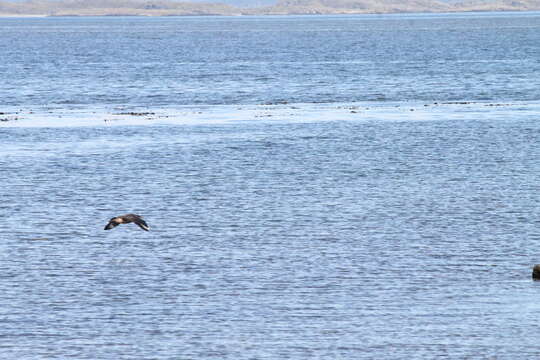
<box><xmin>0</xmin><ymin>115</ymin><xmax>18</xmax><ymax>122</ymax></box>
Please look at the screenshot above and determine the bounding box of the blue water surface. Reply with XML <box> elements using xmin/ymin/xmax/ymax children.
<box><xmin>1</xmin><ymin>12</ymin><xmax>540</xmax><ymax>107</ymax></box>
<box><xmin>1</xmin><ymin>12</ymin><xmax>540</xmax><ymax>359</ymax></box>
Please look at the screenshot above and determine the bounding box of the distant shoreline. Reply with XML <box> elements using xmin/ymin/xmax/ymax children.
<box><xmin>2</xmin><ymin>0</ymin><xmax>540</xmax><ymax>18</ymax></box>
<box><xmin>1</xmin><ymin>9</ymin><xmax>540</xmax><ymax>18</ymax></box>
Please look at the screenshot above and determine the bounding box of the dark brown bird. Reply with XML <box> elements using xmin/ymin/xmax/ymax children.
<box><xmin>104</xmin><ymin>214</ymin><xmax>149</xmax><ymax>231</ymax></box>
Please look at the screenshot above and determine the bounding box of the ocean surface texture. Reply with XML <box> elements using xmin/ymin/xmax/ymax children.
<box><xmin>1</xmin><ymin>12</ymin><xmax>540</xmax><ymax>359</ymax></box>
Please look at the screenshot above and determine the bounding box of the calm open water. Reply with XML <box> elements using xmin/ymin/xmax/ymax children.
<box><xmin>1</xmin><ymin>12</ymin><xmax>540</xmax><ymax>359</ymax></box>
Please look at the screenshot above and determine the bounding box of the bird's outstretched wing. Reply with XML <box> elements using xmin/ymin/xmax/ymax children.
<box><xmin>104</xmin><ymin>218</ymin><xmax>120</xmax><ymax>230</ymax></box>
<box><xmin>134</xmin><ymin>218</ymin><xmax>150</xmax><ymax>231</ymax></box>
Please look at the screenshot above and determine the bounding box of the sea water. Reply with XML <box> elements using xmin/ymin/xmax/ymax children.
<box><xmin>1</xmin><ymin>12</ymin><xmax>540</xmax><ymax>359</ymax></box>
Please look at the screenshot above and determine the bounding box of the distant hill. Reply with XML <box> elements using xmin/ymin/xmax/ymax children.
<box><xmin>1</xmin><ymin>0</ymin><xmax>540</xmax><ymax>16</ymax></box>
<box><xmin>0</xmin><ymin>0</ymin><xmax>278</xmax><ymax>8</ymax></box>
<box><xmin>0</xmin><ymin>0</ymin><xmax>242</xmax><ymax>16</ymax></box>
<box><xmin>169</xmin><ymin>0</ymin><xmax>278</xmax><ymax>8</ymax></box>
<box><xmin>452</xmin><ymin>0</ymin><xmax>540</xmax><ymax>12</ymax></box>
<box><xmin>251</xmin><ymin>0</ymin><xmax>452</xmax><ymax>14</ymax></box>
<box><xmin>252</xmin><ymin>0</ymin><xmax>540</xmax><ymax>14</ymax></box>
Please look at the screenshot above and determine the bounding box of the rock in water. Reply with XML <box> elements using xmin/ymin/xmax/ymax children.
<box><xmin>532</xmin><ymin>265</ymin><xmax>540</xmax><ymax>280</ymax></box>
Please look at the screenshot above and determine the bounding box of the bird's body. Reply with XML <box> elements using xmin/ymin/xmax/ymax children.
<box><xmin>104</xmin><ymin>214</ymin><xmax>149</xmax><ymax>231</ymax></box>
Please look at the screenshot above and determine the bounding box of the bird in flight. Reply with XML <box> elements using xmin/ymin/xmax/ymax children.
<box><xmin>104</xmin><ymin>214</ymin><xmax>150</xmax><ymax>231</ymax></box>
